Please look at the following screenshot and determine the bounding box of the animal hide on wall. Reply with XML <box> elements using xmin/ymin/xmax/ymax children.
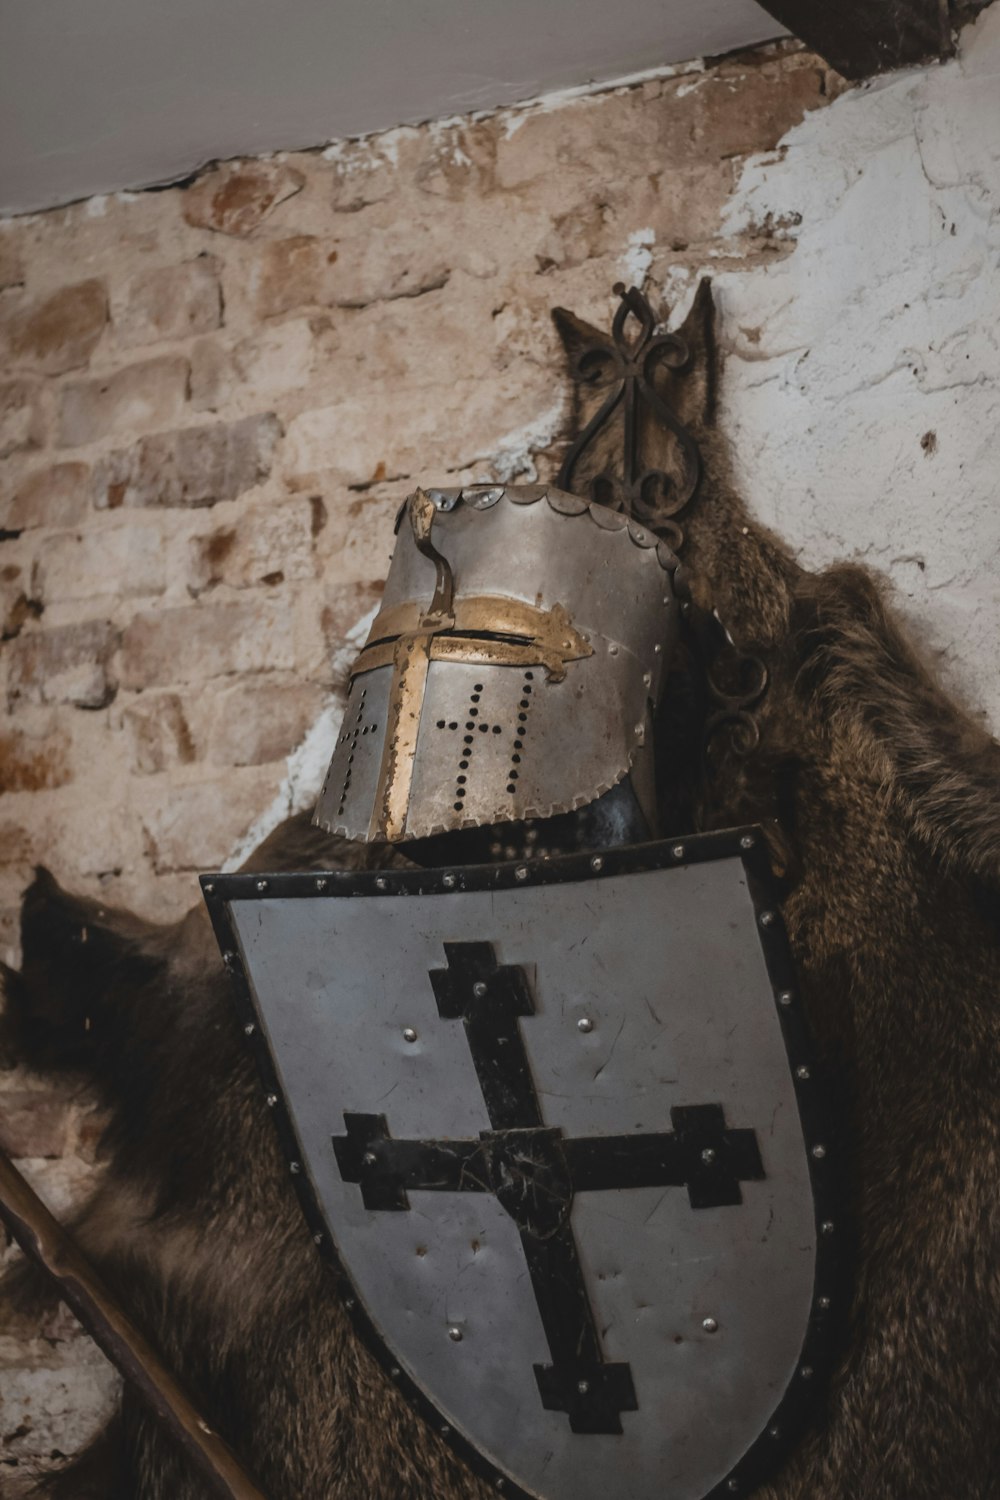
<box><xmin>2</xmin><ymin>286</ymin><xmax>999</xmax><ymax>1500</ymax></box>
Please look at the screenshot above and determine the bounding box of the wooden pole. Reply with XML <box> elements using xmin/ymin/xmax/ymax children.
<box><xmin>0</xmin><ymin>1147</ymin><xmax>268</xmax><ymax>1500</ymax></box>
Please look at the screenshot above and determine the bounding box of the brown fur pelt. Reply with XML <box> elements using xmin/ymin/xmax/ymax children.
<box><xmin>2</xmin><ymin>283</ymin><xmax>1000</xmax><ymax>1498</ymax></box>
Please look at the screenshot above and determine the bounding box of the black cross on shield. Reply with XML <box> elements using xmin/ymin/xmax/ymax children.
<box><xmin>333</xmin><ymin>941</ymin><xmax>765</xmax><ymax>1434</ymax></box>
<box><xmin>205</xmin><ymin>832</ymin><xmax>838</xmax><ymax>1500</ymax></box>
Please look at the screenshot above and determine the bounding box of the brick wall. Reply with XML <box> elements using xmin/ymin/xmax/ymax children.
<box><xmin>15</xmin><ymin>24</ymin><xmax>993</xmax><ymax>1476</ymax></box>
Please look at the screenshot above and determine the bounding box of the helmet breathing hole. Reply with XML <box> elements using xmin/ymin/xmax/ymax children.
<box><xmin>336</xmin><ymin>686</ymin><xmax>368</xmax><ymax>819</ymax></box>
<box><xmin>506</xmin><ymin>672</ymin><xmax>533</xmax><ymax>798</ymax></box>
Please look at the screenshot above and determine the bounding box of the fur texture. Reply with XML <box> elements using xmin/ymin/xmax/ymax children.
<box><xmin>2</xmin><ymin>285</ymin><xmax>999</xmax><ymax>1498</ymax></box>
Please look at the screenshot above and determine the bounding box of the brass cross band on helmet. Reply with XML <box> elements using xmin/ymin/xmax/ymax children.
<box><xmin>314</xmin><ymin>484</ymin><xmax>681</xmax><ymax>844</ymax></box>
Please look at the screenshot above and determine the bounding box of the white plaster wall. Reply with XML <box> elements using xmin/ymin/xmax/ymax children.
<box><xmin>713</xmin><ymin>7</ymin><xmax>1000</xmax><ymax>731</ymax></box>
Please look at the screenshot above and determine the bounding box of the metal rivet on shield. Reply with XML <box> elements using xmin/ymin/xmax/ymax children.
<box><xmin>345</xmin><ymin>1298</ymin><xmax>356</xmax><ymax>1310</ymax></box>
<box><xmin>760</xmin><ymin>910</ymin><xmax>775</xmax><ymax>927</ymax></box>
<box><xmin>701</xmin><ymin>1148</ymin><xmax>716</xmax><ymax>1165</ymax></box>
<box><xmin>702</xmin><ymin>1317</ymin><xmax>719</xmax><ymax>1333</ymax></box>
<box><xmin>654</xmin><ymin>642</ymin><xmax>662</xmax><ymax>653</ymax></box>
<box><xmin>817</xmin><ymin>1295</ymin><xmax>831</xmax><ymax>1311</ymax></box>
<box><xmin>778</xmin><ymin>990</ymin><xmax>794</xmax><ymax>1006</ymax></box>
<box><xmin>473</xmin><ymin>981</ymin><xmax>488</xmax><ymax>999</ymax></box>
<box><xmin>363</xmin><ymin>1151</ymin><xmax>377</xmax><ymax>1166</ymax></box>
<box><xmin>266</xmin><ymin>1093</ymin><xmax>277</xmax><ymax>1107</ymax></box>
<box><xmin>796</xmin><ymin>1065</ymin><xmax>810</xmax><ymax>1080</ymax></box>
<box><xmin>577</xmin><ymin>1017</ymin><xmax>594</xmax><ymax>1034</ymax></box>
<box><xmin>740</xmin><ymin>834</ymin><xmax>755</xmax><ymax>850</ymax></box>
<box><xmin>204</xmin><ymin>881</ymin><xmax>215</xmax><ymax>894</ymax></box>
<box><xmin>447</xmin><ymin>1326</ymin><xmax>463</xmax><ymax>1342</ymax></box>
<box><xmin>643</xmin><ymin>671</ymin><xmax>652</xmax><ymax>688</ymax></box>
<box><xmin>442</xmin><ymin>872</ymin><xmax>456</xmax><ymax>888</ymax></box>
<box><xmin>403</xmin><ymin>1027</ymin><xmax>418</xmax><ymax>1043</ymax></box>
<box><xmin>608</xmin><ymin>643</ymin><xmax>619</xmax><ymax>656</ymax></box>
<box><xmin>313</xmin><ymin>1232</ymin><xmax>323</xmax><ymax>1245</ymax></box>
<box><xmin>256</xmin><ymin>879</ymin><xmax>268</xmax><ymax>892</ymax></box>
<box><xmin>244</xmin><ymin>1023</ymin><xmax>255</xmax><ymax>1035</ymax></box>
<box><xmin>768</xmin><ymin>1424</ymin><xmax>780</xmax><ymax>1439</ymax></box>
<box><xmin>633</xmin><ymin>723</ymin><xmax>644</xmax><ymax>737</ymax></box>
<box><xmin>800</xmin><ymin>1364</ymin><xmax>814</xmax><ymax>1380</ymax></box>
<box><xmin>820</xmin><ymin>1220</ymin><xmax>835</xmax><ymax>1235</ymax></box>
<box><xmin>812</xmin><ymin>1144</ymin><xmax>827</xmax><ymax>1159</ymax></box>
<box><xmin>316</xmin><ymin>877</ymin><xmax>328</xmax><ymax>891</ymax></box>
<box><xmin>590</xmin><ymin>855</ymin><xmax>603</xmax><ymax>871</ymax></box>
<box><xmin>577</xmin><ymin>1380</ymin><xmax>590</xmax><ymax>1394</ymax></box>
<box><xmin>391</xmin><ymin>1366</ymin><xmax>401</xmax><ymax>1378</ymax></box>
<box><xmin>290</xmin><ymin>1162</ymin><xmax>301</xmax><ymax>1174</ymax></box>
<box><xmin>375</xmin><ymin>876</ymin><xmax>388</xmax><ymax>891</ymax></box>
<box><xmin>728</xmin><ymin>1481</ymin><xmax>739</xmax><ymax>1493</ymax></box>
<box><xmin>515</xmin><ymin>866</ymin><xmax>528</xmax><ymax>881</ymax></box>
<box><xmin>672</xmin><ymin>844</ymin><xmax>685</xmax><ymax>859</ymax></box>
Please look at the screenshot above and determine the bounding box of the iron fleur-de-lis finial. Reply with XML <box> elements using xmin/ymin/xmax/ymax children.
<box><xmin>556</xmin><ymin>283</ymin><xmax>701</xmax><ymax>550</ymax></box>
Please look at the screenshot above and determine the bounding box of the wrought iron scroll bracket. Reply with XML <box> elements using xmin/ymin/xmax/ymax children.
<box><xmin>556</xmin><ymin>282</ymin><xmax>701</xmax><ymax>552</ymax></box>
<box><xmin>685</xmin><ymin>601</ymin><xmax>769</xmax><ymax>759</ymax></box>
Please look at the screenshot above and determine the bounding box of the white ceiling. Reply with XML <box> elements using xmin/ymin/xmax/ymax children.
<box><xmin>0</xmin><ymin>0</ymin><xmax>785</xmax><ymax>217</ymax></box>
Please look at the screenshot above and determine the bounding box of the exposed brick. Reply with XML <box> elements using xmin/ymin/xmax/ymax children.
<box><xmin>5</xmin><ymin>462</ymin><xmax>90</xmax><ymax>531</ymax></box>
<box><xmin>123</xmin><ymin>693</ymin><xmax>195</xmax><ymax>774</ymax></box>
<box><xmin>0</xmin><ymin>378</ymin><xmax>45</xmax><ymax>460</ymax></box>
<box><xmin>320</xmin><ymin>575</ymin><xmax>380</xmax><ymax>636</ymax></box>
<box><xmin>8</xmin><ymin>1152</ymin><xmax>101</xmax><ymax>1217</ymax></box>
<box><xmin>329</xmin><ymin>144</ymin><xmax>404</xmax><ymax>213</ymax></box>
<box><xmin>6</xmin><ymin>620</ymin><xmax>119</xmax><ymax>709</ymax></box>
<box><xmin>56</xmin><ymin>355</ymin><xmax>189</xmax><ymax>448</ymax></box>
<box><xmin>0</xmin><ymin>1091</ymin><xmax>75</xmax><ymax>1158</ymax></box>
<box><xmin>328</xmin><ymin>228</ymin><xmax>451</xmax><ymax>309</ymax></box>
<box><xmin>1</xmin><ymin>561</ymin><xmax>41</xmax><ymax>641</ymax></box>
<box><xmin>0</xmin><ymin>723</ymin><xmax>72</xmax><ymax>792</ymax></box>
<box><xmin>207</xmin><ymin>678</ymin><xmax>326</xmax><ymax>765</ymax></box>
<box><xmin>141</xmin><ymin>767</ymin><xmax>281</xmax><ymax>871</ymax></box>
<box><xmin>120</xmin><ymin>598</ymin><xmax>295</xmax><ymax>689</ymax></box>
<box><xmin>0</xmin><ymin>820</ymin><xmax>36</xmax><ymax>867</ymax></box>
<box><xmin>189</xmin><ymin>338</ymin><xmax>233</xmax><ymax>412</ymax></box>
<box><xmin>0</xmin><ymin>1330</ymin><xmax>119</xmax><ymax>1465</ymax></box>
<box><xmin>250</xmin><ymin>236</ymin><xmax>326</xmax><ymax>317</ymax></box>
<box><xmin>48</xmin><ymin>803</ymin><xmax>133</xmax><ymax>881</ymax></box>
<box><xmin>117</xmin><ymin>257</ymin><xmax>222</xmax><ymax>347</ymax></box>
<box><xmin>186</xmin><ymin>497</ymin><xmax>315</xmax><ymax>593</ymax></box>
<box><xmin>190</xmin><ymin>324</ymin><xmax>313</xmax><ymax>413</ymax></box>
<box><xmin>92</xmin><ymin>412</ymin><xmax>282</xmax><ymax>509</ymax></box>
<box><xmin>281</xmin><ymin>366</ymin><xmax>555</xmax><ymax>488</ymax></box>
<box><xmin>0</xmin><ymin>279</ymin><xmax>107</xmax><ymax>376</ymax></box>
<box><xmin>0</xmin><ymin>236</ymin><xmax>24</xmax><ymax>291</ymax></box>
<box><xmin>33</xmin><ymin>523</ymin><xmax>165</xmax><ymax>603</ymax></box>
<box><xmin>183</xmin><ymin>161</ymin><xmax>306</xmax><ymax>237</ymax></box>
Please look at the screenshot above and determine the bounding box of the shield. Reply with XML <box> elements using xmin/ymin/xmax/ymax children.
<box><xmin>202</xmin><ymin>829</ymin><xmax>838</xmax><ymax>1500</ymax></box>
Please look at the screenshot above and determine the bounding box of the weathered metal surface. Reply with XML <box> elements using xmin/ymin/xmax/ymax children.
<box><xmin>314</xmin><ymin>485</ymin><xmax>679</xmax><ymax>843</ymax></box>
<box><xmin>204</xmin><ymin>831</ymin><xmax>838</xmax><ymax>1500</ymax></box>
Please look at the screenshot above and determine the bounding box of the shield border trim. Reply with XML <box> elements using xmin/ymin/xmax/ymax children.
<box><xmin>202</xmin><ymin>826</ymin><xmax>843</xmax><ymax>1500</ymax></box>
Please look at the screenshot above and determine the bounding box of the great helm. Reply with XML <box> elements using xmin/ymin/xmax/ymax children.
<box><xmin>314</xmin><ymin>482</ymin><xmax>681</xmax><ymax>846</ymax></box>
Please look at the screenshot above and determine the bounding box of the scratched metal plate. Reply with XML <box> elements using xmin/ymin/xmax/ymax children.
<box><xmin>313</xmin><ymin>487</ymin><xmax>678</xmax><ymax>841</ymax></box>
<box><xmin>205</xmin><ymin>833</ymin><xmax>837</xmax><ymax>1500</ymax></box>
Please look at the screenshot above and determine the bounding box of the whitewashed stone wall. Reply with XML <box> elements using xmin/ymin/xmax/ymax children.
<box><xmin>717</xmin><ymin>4</ymin><xmax>1000</xmax><ymax>728</ymax></box>
<box><xmin>1</xmin><ymin>12</ymin><xmax>998</xmax><ymax>1481</ymax></box>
